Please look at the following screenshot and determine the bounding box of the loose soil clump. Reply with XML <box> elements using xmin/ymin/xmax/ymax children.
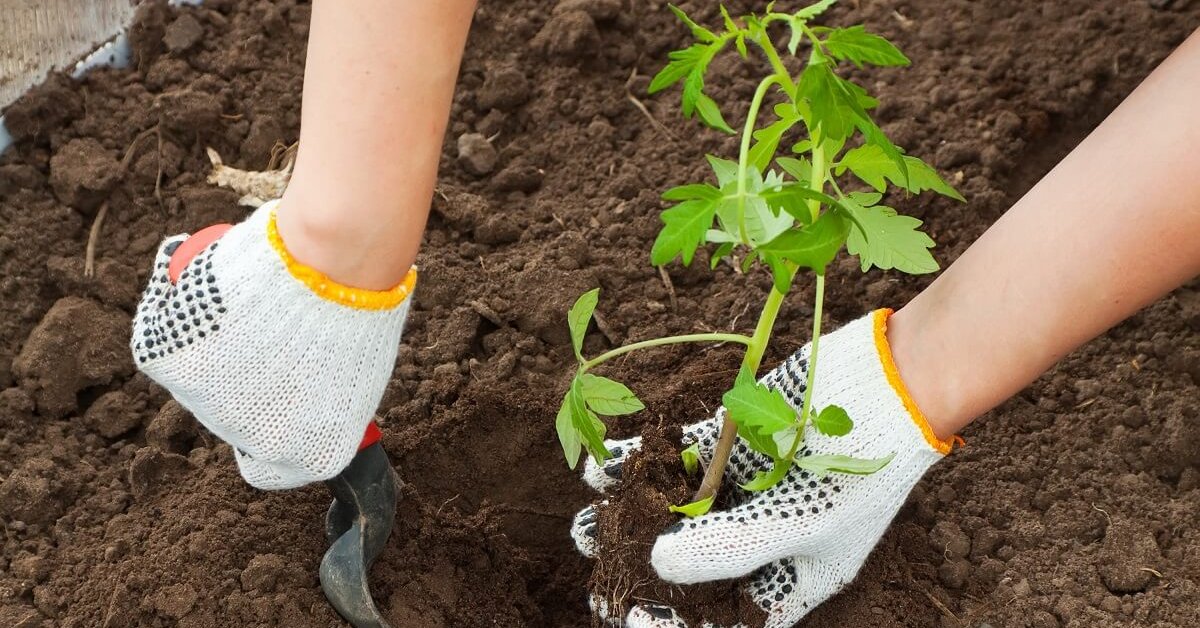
<box><xmin>1</xmin><ymin>0</ymin><xmax>1198</xmax><ymax>626</ymax></box>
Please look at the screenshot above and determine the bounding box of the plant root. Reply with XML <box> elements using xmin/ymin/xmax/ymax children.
<box><xmin>84</xmin><ymin>201</ymin><xmax>109</xmax><ymax>278</ymax></box>
<box><xmin>206</xmin><ymin>145</ymin><xmax>295</xmax><ymax>207</ymax></box>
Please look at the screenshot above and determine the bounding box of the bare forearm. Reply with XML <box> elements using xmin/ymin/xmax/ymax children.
<box><xmin>891</xmin><ymin>28</ymin><xmax>1200</xmax><ymax>437</ymax></box>
<box><xmin>277</xmin><ymin>0</ymin><xmax>476</xmax><ymax>289</ymax></box>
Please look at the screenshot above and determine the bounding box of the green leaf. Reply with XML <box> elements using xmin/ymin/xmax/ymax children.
<box><xmin>681</xmin><ymin>443</ymin><xmax>701</xmax><ymax>475</ymax></box>
<box><xmin>757</xmin><ymin>209</ymin><xmax>850</xmax><ymax>274</ymax></box>
<box><xmin>740</xmin><ymin>457</ymin><xmax>792</xmax><ymax>491</ymax></box>
<box><xmin>663</xmin><ymin>182</ymin><xmax>722</xmax><ymax>201</ymax></box>
<box><xmin>556</xmin><ymin>393</ymin><xmax>583</xmax><ymax>469</ymax></box>
<box><xmin>648</xmin><ymin>44</ymin><xmax>707</xmax><ymax>94</ymax></box>
<box><xmin>567</xmin><ymin>289</ymin><xmax>599</xmax><ymax>360</ymax></box>
<box><xmin>720</xmin><ymin>5</ymin><xmax>738</xmax><ymax>32</ymax></box>
<box><xmin>824</xmin><ymin>25</ymin><xmax>909</xmax><ymax>68</ymax></box>
<box><xmin>797</xmin><ymin>61</ymin><xmax>855</xmax><ymax>142</ymax></box>
<box><xmin>795</xmin><ymin>0</ymin><xmax>838</xmax><ymax>20</ymax></box>
<box><xmin>723</xmin><ymin>377</ymin><xmax>797</xmax><ymax>459</ymax></box>
<box><xmin>749</xmin><ymin>105</ymin><xmax>802</xmax><ymax>173</ymax></box>
<box><xmin>710</xmin><ymin>241</ymin><xmax>735</xmax><ymax>269</ymax></box>
<box><xmin>669</xmin><ymin>4</ymin><xmax>718</xmax><ymax>43</ymax></box>
<box><xmin>570</xmin><ymin>378</ymin><xmax>611</xmax><ymax>464</ymax></box>
<box><xmin>837</xmin><ymin>144</ymin><xmax>899</xmax><ymax>193</ymax></box>
<box><xmin>787</xmin><ymin>17</ymin><xmax>805</xmax><ymax>56</ymax></box>
<box><xmin>651</xmin><ymin>197</ymin><xmax>720</xmax><ymax>266</ymax></box>
<box><xmin>813</xmin><ymin>405</ymin><xmax>853</xmax><ymax>436</ymax></box>
<box><xmin>776</xmin><ymin>157</ymin><xmax>812</xmax><ymax>183</ymax></box>
<box><xmin>841</xmin><ymin>198</ymin><xmax>938</xmax><ymax>274</ymax></box>
<box><xmin>757</xmin><ymin>182</ymin><xmax>838</xmax><ymax>222</ymax></box>
<box><xmin>681</xmin><ymin>70</ymin><xmax>705</xmax><ymax>117</ymax></box>
<box><xmin>838</xmin><ymin>148</ymin><xmax>962</xmax><ymax>203</ymax></box>
<box><xmin>694</xmin><ymin>93</ymin><xmax>736</xmax><ymax>134</ymax></box>
<box><xmin>580</xmin><ymin>374</ymin><xmax>645</xmax><ymax>416</ymax></box>
<box><xmin>706</xmin><ymin>155</ymin><xmax>739</xmax><ymax>187</ymax></box>
<box><xmin>794</xmin><ymin>452</ymin><xmax>895</xmax><ymax>476</ymax></box>
<box><xmin>669</xmin><ymin>495</ymin><xmax>715</xmax><ymax>517</ymax></box>
<box><xmin>903</xmin><ymin>156</ymin><xmax>965</xmax><ymax>201</ymax></box>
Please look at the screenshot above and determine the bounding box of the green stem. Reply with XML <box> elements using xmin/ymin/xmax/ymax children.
<box><xmin>785</xmin><ymin>273</ymin><xmax>825</xmax><ymax>460</ymax></box>
<box><xmin>694</xmin><ymin>275</ymin><xmax>792</xmax><ymax>502</ymax></box>
<box><xmin>784</xmin><ymin>122</ymin><xmax>832</xmax><ymax>460</ymax></box>
<box><xmin>808</xmin><ymin>139</ymin><xmax>826</xmax><ymax>222</ymax></box>
<box><xmin>735</xmin><ymin>75</ymin><xmax>784</xmax><ymax>243</ymax></box>
<box><xmin>581</xmin><ymin>333</ymin><xmax>752</xmax><ymax>372</ymax></box>
<box><xmin>753</xmin><ymin>33</ymin><xmax>796</xmax><ymax>93</ymax></box>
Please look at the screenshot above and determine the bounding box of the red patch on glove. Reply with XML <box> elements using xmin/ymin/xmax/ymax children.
<box><xmin>168</xmin><ymin>223</ymin><xmax>233</xmax><ymax>285</ymax></box>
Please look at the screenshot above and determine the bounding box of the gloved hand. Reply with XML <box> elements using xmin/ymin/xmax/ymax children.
<box><xmin>571</xmin><ymin>310</ymin><xmax>955</xmax><ymax>627</ymax></box>
<box><xmin>131</xmin><ymin>199</ymin><xmax>416</xmax><ymax>490</ymax></box>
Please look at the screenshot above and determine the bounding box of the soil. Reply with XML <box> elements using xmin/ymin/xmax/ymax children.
<box><xmin>1</xmin><ymin>0</ymin><xmax>1198</xmax><ymax>627</ymax></box>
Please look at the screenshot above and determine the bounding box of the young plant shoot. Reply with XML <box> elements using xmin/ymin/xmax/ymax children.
<box><xmin>557</xmin><ymin>0</ymin><xmax>964</xmax><ymax>515</ymax></box>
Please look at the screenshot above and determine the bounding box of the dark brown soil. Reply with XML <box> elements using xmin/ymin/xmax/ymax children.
<box><xmin>1</xmin><ymin>0</ymin><xmax>1198</xmax><ymax>627</ymax></box>
<box><xmin>588</xmin><ymin>424</ymin><xmax>765</xmax><ymax>627</ymax></box>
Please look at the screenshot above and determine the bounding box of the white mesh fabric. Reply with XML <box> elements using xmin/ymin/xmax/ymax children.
<box><xmin>574</xmin><ymin>312</ymin><xmax>946</xmax><ymax>627</ymax></box>
<box><xmin>131</xmin><ymin>201</ymin><xmax>412</xmax><ymax>490</ymax></box>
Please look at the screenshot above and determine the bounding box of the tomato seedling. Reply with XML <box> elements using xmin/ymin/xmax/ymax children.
<box><xmin>557</xmin><ymin>0</ymin><xmax>963</xmax><ymax>514</ymax></box>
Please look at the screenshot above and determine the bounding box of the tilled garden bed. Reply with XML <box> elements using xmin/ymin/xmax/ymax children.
<box><xmin>0</xmin><ymin>0</ymin><xmax>1197</xmax><ymax>626</ymax></box>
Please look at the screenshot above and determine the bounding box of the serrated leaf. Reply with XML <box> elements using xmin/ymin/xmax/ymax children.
<box><xmin>648</xmin><ymin>44</ymin><xmax>707</xmax><ymax>94</ymax></box>
<box><xmin>669</xmin><ymin>4</ymin><xmax>718</xmax><ymax>43</ymax></box>
<box><xmin>837</xmin><ymin>147</ymin><xmax>962</xmax><ymax>201</ymax></box>
<box><xmin>681</xmin><ymin>443</ymin><xmax>701</xmax><ymax>475</ymax></box>
<box><xmin>723</xmin><ymin>378</ymin><xmax>797</xmax><ymax>459</ymax></box>
<box><xmin>740</xmin><ymin>457</ymin><xmax>793</xmax><ymax>491</ymax></box>
<box><xmin>749</xmin><ymin>107</ymin><xmax>801</xmax><ymax>173</ymax></box>
<box><xmin>794</xmin><ymin>452</ymin><xmax>894</xmax><ymax>476</ymax></box>
<box><xmin>842</xmin><ymin>198</ymin><xmax>938</xmax><ymax>274</ymax></box>
<box><xmin>567</xmin><ymin>289</ymin><xmax>598</xmax><ymax>360</ymax></box>
<box><xmin>570</xmin><ymin>378</ymin><xmax>611</xmax><ymax>463</ymax></box>
<box><xmin>651</xmin><ymin>197</ymin><xmax>720</xmax><ymax>266</ymax></box>
<box><xmin>902</xmin><ymin>156</ymin><xmax>965</xmax><ymax>201</ymax></box>
<box><xmin>663</xmin><ymin>182</ymin><xmax>723</xmax><ymax>201</ymax></box>
<box><xmin>795</xmin><ymin>0</ymin><xmax>838</xmax><ymax>20</ymax></box>
<box><xmin>706</xmin><ymin>155</ymin><xmax>739</xmax><ymax>187</ymax></box>
<box><xmin>787</xmin><ymin>17</ymin><xmax>805</xmax><ymax>55</ymax></box>
<box><xmin>776</xmin><ymin>157</ymin><xmax>812</xmax><ymax>183</ymax></box>
<box><xmin>757</xmin><ymin>181</ymin><xmax>838</xmax><ymax>222</ymax></box>
<box><xmin>669</xmin><ymin>495</ymin><xmax>715</xmax><ymax>517</ymax></box>
<box><xmin>694</xmin><ymin>93</ymin><xmax>736</xmax><ymax>134</ymax></box>
<box><xmin>813</xmin><ymin>405</ymin><xmax>853</xmax><ymax>436</ymax></box>
<box><xmin>681</xmin><ymin>69</ymin><xmax>704</xmax><ymax>116</ymax></box>
<box><xmin>757</xmin><ymin>207</ymin><xmax>850</xmax><ymax>274</ymax></box>
<box><xmin>580</xmin><ymin>374</ymin><xmax>645</xmax><ymax>416</ymax></box>
<box><xmin>720</xmin><ymin>5</ymin><xmax>738</xmax><ymax>32</ymax></box>
<box><xmin>824</xmin><ymin>25</ymin><xmax>909</xmax><ymax>68</ymax></box>
<box><xmin>556</xmin><ymin>393</ymin><xmax>583</xmax><ymax>469</ymax></box>
<box><xmin>837</xmin><ymin>144</ymin><xmax>898</xmax><ymax>192</ymax></box>
<box><xmin>797</xmin><ymin>61</ymin><xmax>854</xmax><ymax>142</ymax></box>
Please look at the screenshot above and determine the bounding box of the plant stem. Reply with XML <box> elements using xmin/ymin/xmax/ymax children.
<box><xmin>753</xmin><ymin>33</ymin><xmax>796</xmax><ymax>93</ymax></box>
<box><xmin>693</xmin><ymin>274</ymin><xmax>792</xmax><ymax>502</ymax></box>
<box><xmin>735</xmin><ymin>75</ymin><xmax>784</xmax><ymax>243</ymax></box>
<box><xmin>580</xmin><ymin>333</ymin><xmax>752</xmax><ymax>372</ymax></box>
<box><xmin>785</xmin><ymin>273</ymin><xmax>825</xmax><ymax>460</ymax></box>
<box><xmin>785</xmin><ymin>129</ymin><xmax>832</xmax><ymax>460</ymax></box>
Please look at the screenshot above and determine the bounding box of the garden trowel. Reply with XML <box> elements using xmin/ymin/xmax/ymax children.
<box><xmin>166</xmin><ymin>227</ymin><xmax>398</xmax><ymax>628</ymax></box>
<box><xmin>321</xmin><ymin>427</ymin><xmax>399</xmax><ymax>628</ymax></box>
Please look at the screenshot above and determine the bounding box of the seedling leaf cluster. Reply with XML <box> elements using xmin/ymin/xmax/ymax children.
<box><xmin>557</xmin><ymin>0</ymin><xmax>964</xmax><ymax>515</ymax></box>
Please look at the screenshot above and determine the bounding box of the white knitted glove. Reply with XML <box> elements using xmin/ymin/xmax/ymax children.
<box><xmin>131</xmin><ymin>199</ymin><xmax>416</xmax><ymax>490</ymax></box>
<box><xmin>571</xmin><ymin>310</ymin><xmax>954</xmax><ymax>627</ymax></box>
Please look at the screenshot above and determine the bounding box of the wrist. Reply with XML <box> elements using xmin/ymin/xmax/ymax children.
<box><xmin>886</xmin><ymin>304</ymin><xmax>970</xmax><ymax>441</ymax></box>
<box><xmin>275</xmin><ymin>190</ymin><xmax>422</xmax><ymax>291</ymax></box>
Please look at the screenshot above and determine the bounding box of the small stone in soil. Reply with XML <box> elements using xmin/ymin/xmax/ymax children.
<box><xmin>457</xmin><ymin>133</ymin><xmax>498</xmax><ymax>176</ymax></box>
